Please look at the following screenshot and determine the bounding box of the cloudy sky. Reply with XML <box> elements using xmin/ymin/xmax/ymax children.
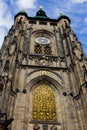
<box><xmin>0</xmin><ymin>0</ymin><xmax>87</xmax><ymax>55</ymax></box>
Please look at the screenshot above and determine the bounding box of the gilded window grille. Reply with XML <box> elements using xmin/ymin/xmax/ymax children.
<box><xmin>34</xmin><ymin>45</ymin><xmax>42</xmax><ymax>54</ymax></box>
<box><xmin>32</xmin><ymin>84</ymin><xmax>57</xmax><ymax>121</ymax></box>
<box><xmin>44</xmin><ymin>46</ymin><xmax>52</xmax><ymax>55</ymax></box>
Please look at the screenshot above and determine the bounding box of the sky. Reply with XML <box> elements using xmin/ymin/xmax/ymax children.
<box><xmin>0</xmin><ymin>0</ymin><xmax>87</xmax><ymax>55</ymax></box>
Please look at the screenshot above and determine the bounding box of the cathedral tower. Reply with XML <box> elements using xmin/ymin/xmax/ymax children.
<box><xmin>0</xmin><ymin>8</ymin><xmax>87</xmax><ymax>130</ymax></box>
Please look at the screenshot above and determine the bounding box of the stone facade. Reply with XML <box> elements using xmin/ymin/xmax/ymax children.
<box><xmin>0</xmin><ymin>9</ymin><xmax>87</xmax><ymax>130</ymax></box>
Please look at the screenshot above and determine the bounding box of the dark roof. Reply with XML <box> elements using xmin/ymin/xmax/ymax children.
<box><xmin>14</xmin><ymin>10</ymin><xmax>71</xmax><ymax>24</ymax></box>
<box><xmin>58</xmin><ymin>14</ymin><xmax>71</xmax><ymax>23</ymax></box>
<box><xmin>14</xmin><ymin>11</ymin><xmax>28</xmax><ymax>19</ymax></box>
<box><xmin>35</xmin><ymin>9</ymin><xmax>48</xmax><ymax>18</ymax></box>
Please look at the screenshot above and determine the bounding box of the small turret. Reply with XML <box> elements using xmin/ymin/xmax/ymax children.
<box><xmin>58</xmin><ymin>13</ymin><xmax>71</xmax><ymax>24</ymax></box>
<box><xmin>14</xmin><ymin>10</ymin><xmax>28</xmax><ymax>21</ymax></box>
<box><xmin>35</xmin><ymin>6</ymin><xmax>49</xmax><ymax>19</ymax></box>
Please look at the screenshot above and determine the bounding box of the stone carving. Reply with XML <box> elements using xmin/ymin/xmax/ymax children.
<box><xmin>74</xmin><ymin>47</ymin><xmax>82</xmax><ymax>60</ymax></box>
<box><xmin>83</xmin><ymin>65</ymin><xmax>87</xmax><ymax>82</ymax></box>
<box><xmin>8</xmin><ymin>43</ymin><xmax>16</xmax><ymax>56</ymax></box>
<box><xmin>19</xmin><ymin>30</ymin><xmax>25</xmax><ymax>36</ymax></box>
<box><xmin>1</xmin><ymin>50</ymin><xmax>8</xmax><ymax>57</ymax></box>
<box><xmin>39</xmin><ymin>59</ymin><xmax>48</xmax><ymax>66</ymax></box>
<box><xmin>22</xmin><ymin>57</ymin><xmax>27</xmax><ymax>65</ymax></box>
<box><xmin>4</xmin><ymin>60</ymin><xmax>9</xmax><ymax>72</ymax></box>
<box><xmin>8</xmin><ymin>29</ymin><xmax>13</xmax><ymax>36</ymax></box>
<box><xmin>23</xmin><ymin>25</ymin><xmax>33</xmax><ymax>54</ymax></box>
<box><xmin>8</xmin><ymin>36</ymin><xmax>17</xmax><ymax>56</ymax></box>
<box><xmin>42</xmin><ymin>124</ymin><xmax>48</xmax><ymax>130</ymax></box>
<box><xmin>13</xmin><ymin>36</ymin><xmax>18</xmax><ymax>43</ymax></box>
<box><xmin>50</xmin><ymin>125</ymin><xmax>57</xmax><ymax>130</ymax></box>
<box><xmin>33</xmin><ymin>124</ymin><xmax>40</xmax><ymax>130</ymax></box>
<box><xmin>73</xmin><ymin>41</ymin><xmax>83</xmax><ymax>60</ymax></box>
<box><xmin>15</xmin><ymin>23</ymin><xmax>20</xmax><ymax>30</ymax></box>
<box><xmin>1</xmin><ymin>73</ymin><xmax>8</xmax><ymax>83</ymax></box>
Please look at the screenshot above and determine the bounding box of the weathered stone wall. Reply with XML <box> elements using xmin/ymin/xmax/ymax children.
<box><xmin>0</xmin><ymin>12</ymin><xmax>87</xmax><ymax>130</ymax></box>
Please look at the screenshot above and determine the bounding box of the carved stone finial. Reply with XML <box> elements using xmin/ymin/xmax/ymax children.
<box><xmin>39</xmin><ymin>6</ymin><xmax>43</xmax><ymax>10</ymax></box>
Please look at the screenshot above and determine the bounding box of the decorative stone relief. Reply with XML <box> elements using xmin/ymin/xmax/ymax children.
<box><xmin>74</xmin><ymin>47</ymin><xmax>82</xmax><ymax>60</ymax></box>
<box><xmin>4</xmin><ymin>60</ymin><xmax>9</xmax><ymax>72</ymax></box>
<box><xmin>83</xmin><ymin>65</ymin><xmax>87</xmax><ymax>82</ymax></box>
<box><xmin>13</xmin><ymin>36</ymin><xmax>18</xmax><ymax>43</ymax></box>
<box><xmin>8</xmin><ymin>43</ymin><xmax>17</xmax><ymax>56</ymax></box>
<box><xmin>28</xmin><ymin>54</ymin><xmax>60</xmax><ymax>67</ymax></box>
<box><xmin>19</xmin><ymin>30</ymin><xmax>25</xmax><ymax>36</ymax></box>
<box><xmin>50</xmin><ymin>125</ymin><xmax>57</xmax><ymax>130</ymax></box>
<box><xmin>43</xmin><ymin>124</ymin><xmax>48</xmax><ymax>130</ymax></box>
<box><xmin>33</xmin><ymin>124</ymin><xmax>40</xmax><ymax>130</ymax></box>
<box><xmin>31</xmin><ymin>123</ymin><xmax>60</xmax><ymax>130</ymax></box>
<box><xmin>23</xmin><ymin>25</ymin><xmax>33</xmax><ymax>54</ymax></box>
<box><xmin>22</xmin><ymin>57</ymin><xmax>27</xmax><ymax>65</ymax></box>
<box><xmin>1</xmin><ymin>50</ymin><xmax>8</xmax><ymax>57</ymax></box>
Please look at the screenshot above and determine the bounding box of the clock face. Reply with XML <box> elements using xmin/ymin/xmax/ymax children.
<box><xmin>35</xmin><ymin>37</ymin><xmax>50</xmax><ymax>44</ymax></box>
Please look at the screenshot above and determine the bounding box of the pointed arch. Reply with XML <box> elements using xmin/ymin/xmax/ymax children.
<box><xmin>32</xmin><ymin>83</ymin><xmax>57</xmax><ymax>121</ymax></box>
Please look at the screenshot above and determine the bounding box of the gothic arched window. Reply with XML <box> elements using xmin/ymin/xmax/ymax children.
<box><xmin>32</xmin><ymin>84</ymin><xmax>57</xmax><ymax>121</ymax></box>
<box><xmin>34</xmin><ymin>44</ymin><xmax>52</xmax><ymax>55</ymax></box>
<box><xmin>34</xmin><ymin>45</ymin><xmax>42</xmax><ymax>54</ymax></box>
<box><xmin>44</xmin><ymin>45</ymin><xmax>52</xmax><ymax>55</ymax></box>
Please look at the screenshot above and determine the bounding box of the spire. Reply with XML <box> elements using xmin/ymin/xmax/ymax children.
<box><xmin>59</xmin><ymin>12</ymin><xmax>63</xmax><ymax>17</ymax></box>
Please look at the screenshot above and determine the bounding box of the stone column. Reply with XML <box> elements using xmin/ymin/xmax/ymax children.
<box><xmin>12</xmin><ymin>93</ymin><xmax>27</xmax><ymax>130</ymax></box>
<box><xmin>54</xmin><ymin>27</ymin><xmax>64</xmax><ymax>57</ymax></box>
